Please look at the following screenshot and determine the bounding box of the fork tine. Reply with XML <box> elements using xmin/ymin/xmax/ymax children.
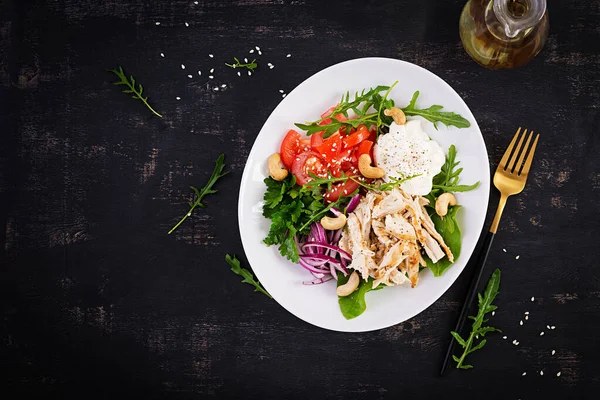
<box><xmin>519</xmin><ymin>133</ymin><xmax>540</xmax><ymax>177</ymax></box>
<box><xmin>499</xmin><ymin>127</ymin><xmax>521</xmax><ymax>169</ymax></box>
<box><xmin>514</xmin><ymin>131</ymin><xmax>533</xmax><ymax>174</ymax></box>
<box><xmin>507</xmin><ymin>128</ymin><xmax>527</xmax><ymax>172</ymax></box>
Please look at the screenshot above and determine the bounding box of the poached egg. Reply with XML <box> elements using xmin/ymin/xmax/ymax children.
<box><xmin>374</xmin><ymin>120</ymin><xmax>445</xmax><ymax>195</ymax></box>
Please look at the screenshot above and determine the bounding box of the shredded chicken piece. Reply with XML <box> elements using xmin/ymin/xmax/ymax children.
<box><xmin>342</xmin><ymin>186</ymin><xmax>454</xmax><ymax>288</ymax></box>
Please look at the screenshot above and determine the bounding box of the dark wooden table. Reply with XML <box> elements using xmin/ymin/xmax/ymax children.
<box><xmin>1</xmin><ymin>0</ymin><xmax>599</xmax><ymax>398</ymax></box>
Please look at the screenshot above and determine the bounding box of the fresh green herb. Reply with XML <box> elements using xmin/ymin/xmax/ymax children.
<box><xmin>294</xmin><ymin>84</ymin><xmax>471</xmax><ymax>139</ymax></box>
<box><xmin>225</xmin><ymin>57</ymin><xmax>258</xmax><ymax>72</ymax></box>
<box><xmin>304</xmin><ymin>171</ymin><xmax>419</xmax><ymax>193</ymax></box>
<box><xmin>225</xmin><ymin>254</ymin><xmax>272</xmax><ymax>298</ymax></box>
<box><xmin>108</xmin><ymin>66</ymin><xmax>162</xmax><ymax>118</ymax></box>
<box><xmin>402</xmin><ymin>91</ymin><xmax>471</xmax><ymax>129</ymax></box>
<box><xmin>426</xmin><ymin>145</ymin><xmax>480</xmax><ymax>205</ymax></box>
<box><xmin>168</xmin><ymin>154</ymin><xmax>229</xmax><ymax>234</ymax></box>
<box><xmin>263</xmin><ymin>175</ymin><xmax>351</xmax><ymax>263</ymax></box>
<box><xmin>451</xmin><ymin>269</ymin><xmax>502</xmax><ymax>369</ymax></box>
<box><xmin>336</xmin><ymin>272</ymin><xmax>383</xmax><ymax>319</ymax></box>
<box><xmin>424</xmin><ymin>206</ymin><xmax>462</xmax><ymax>276</ymax></box>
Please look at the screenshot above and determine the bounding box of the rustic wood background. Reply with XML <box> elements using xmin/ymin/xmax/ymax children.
<box><xmin>1</xmin><ymin>0</ymin><xmax>599</xmax><ymax>398</ymax></box>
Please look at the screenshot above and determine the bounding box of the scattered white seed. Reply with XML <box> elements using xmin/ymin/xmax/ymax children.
<box><xmin>525</xmin><ymin>315</ymin><xmax>529</xmax><ymax>320</ymax></box>
<box><xmin>209</xmin><ymin>54</ymin><xmax>214</xmax><ymax>58</ymax></box>
<box><xmin>522</xmin><ymin>372</ymin><xmax>527</xmax><ymax>376</ymax></box>
<box><xmin>185</xmin><ymin>22</ymin><xmax>189</xmax><ymax>27</ymax></box>
<box><xmin>160</xmin><ymin>52</ymin><xmax>165</xmax><ymax>57</ymax></box>
<box><xmin>525</xmin><ymin>312</ymin><xmax>530</xmax><ymax>315</ymax></box>
<box><xmin>155</xmin><ymin>22</ymin><xmax>161</xmax><ymax>25</ymax></box>
<box><xmin>552</xmin><ymin>350</ymin><xmax>556</xmax><ymax>355</ymax></box>
<box><xmin>512</xmin><ymin>340</ymin><xmax>517</xmax><ymax>344</ymax></box>
<box><xmin>176</xmin><ymin>96</ymin><xmax>181</xmax><ymax>100</ymax></box>
<box><xmin>198</xmin><ymin>71</ymin><xmax>201</xmax><ymax>76</ymax></box>
<box><xmin>547</xmin><ymin>325</ymin><xmax>551</xmax><ymax>329</ymax></box>
<box><xmin>492</xmin><ymin>311</ymin><xmax>495</xmax><ymax>316</ymax></box>
<box><xmin>503</xmin><ymin>248</ymin><xmax>506</xmax><ymax>252</ymax></box>
<box><xmin>503</xmin><ymin>336</ymin><xmax>507</xmax><ymax>339</ymax></box>
<box><xmin>213</xmin><ymin>87</ymin><xmax>219</xmax><ymax>91</ymax></box>
<box><xmin>287</xmin><ymin>53</ymin><xmax>291</xmax><ymax>58</ymax></box>
<box><xmin>255</xmin><ymin>46</ymin><xmax>260</xmax><ymax>50</ymax></box>
<box><xmin>194</xmin><ymin>1</ymin><xmax>198</xmax><ymax>4</ymax></box>
<box><xmin>475</xmin><ymin>335</ymin><xmax>479</xmax><ymax>339</ymax></box>
<box><xmin>237</xmin><ymin>71</ymin><xmax>241</xmax><ymax>76</ymax></box>
<box><xmin>187</xmin><ymin>74</ymin><xmax>193</xmax><ymax>78</ymax></box>
<box><xmin>210</xmin><ymin>68</ymin><xmax>214</xmax><ymax>73</ymax></box>
<box><xmin>279</xmin><ymin>89</ymin><xmax>284</xmax><ymax>93</ymax></box>
<box><xmin>282</xmin><ymin>94</ymin><xmax>287</xmax><ymax>98</ymax></box>
<box><xmin>187</xmin><ymin>213</ymin><xmax>191</xmax><ymax>217</ymax></box>
<box><xmin>540</xmin><ymin>331</ymin><xmax>545</xmax><ymax>336</ymax></box>
<box><xmin>551</xmin><ymin>326</ymin><xmax>556</xmax><ymax>330</ymax></box>
<box><xmin>208</xmin><ymin>75</ymin><xmax>214</xmax><ymax>79</ymax></box>
<box><xmin>520</xmin><ymin>320</ymin><xmax>523</xmax><ymax>325</ymax></box>
<box><xmin>258</xmin><ymin>50</ymin><xmax>262</xmax><ymax>55</ymax></box>
<box><xmin>248</xmin><ymin>71</ymin><xmax>252</xmax><ymax>76</ymax></box>
<box><xmin>269</xmin><ymin>65</ymin><xmax>274</xmax><ymax>69</ymax></box>
<box><xmin>516</xmin><ymin>255</ymin><xmax>520</xmax><ymax>259</ymax></box>
<box><xmin>540</xmin><ymin>370</ymin><xmax>544</xmax><ymax>376</ymax></box>
<box><xmin>221</xmin><ymin>84</ymin><xmax>226</xmax><ymax>88</ymax></box>
<box><xmin>249</xmin><ymin>49</ymin><xmax>255</xmax><ymax>53</ymax></box>
<box><xmin>244</xmin><ymin>58</ymin><xmax>248</xmax><ymax>63</ymax></box>
<box><xmin>181</xmin><ymin>64</ymin><xmax>186</xmax><ymax>69</ymax></box>
<box><xmin>557</xmin><ymin>372</ymin><xmax>561</xmax><ymax>377</ymax></box>
<box><xmin>531</xmin><ymin>297</ymin><xmax>535</xmax><ymax>301</ymax></box>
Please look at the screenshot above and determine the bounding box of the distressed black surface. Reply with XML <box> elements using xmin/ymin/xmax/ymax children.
<box><xmin>1</xmin><ymin>0</ymin><xmax>599</xmax><ymax>398</ymax></box>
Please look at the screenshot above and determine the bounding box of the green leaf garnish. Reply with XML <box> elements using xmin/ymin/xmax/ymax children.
<box><xmin>336</xmin><ymin>272</ymin><xmax>383</xmax><ymax>320</ymax></box>
<box><xmin>108</xmin><ymin>66</ymin><xmax>162</xmax><ymax>118</ymax></box>
<box><xmin>402</xmin><ymin>91</ymin><xmax>471</xmax><ymax>129</ymax></box>
<box><xmin>225</xmin><ymin>57</ymin><xmax>258</xmax><ymax>72</ymax></box>
<box><xmin>225</xmin><ymin>254</ymin><xmax>272</xmax><ymax>298</ymax></box>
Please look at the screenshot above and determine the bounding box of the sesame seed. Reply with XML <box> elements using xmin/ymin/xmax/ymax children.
<box><xmin>540</xmin><ymin>331</ymin><xmax>545</xmax><ymax>336</ymax></box>
<box><xmin>209</xmin><ymin>54</ymin><xmax>214</xmax><ymax>58</ymax></box>
<box><xmin>181</xmin><ymin>64</ymin><xmax>186</xmax><ymax>69</ymax></box>
<box><xmin>492</xmin><ymin>311</ymin><xmax>495</xmax><ymax>316</ymax></box>
<box><xmin>185</xmin><ymin>22</ymin><xmax>189</xmax><ymax>27</ymax></box>
<box><xmin>237</xmin><ymin>71</ymin><xmax>241</xmax><ymax>76</ymax></box>
<box><xmin>279</xmin><ymin>89</ymin><xmax>284</xmax><ymax>93</ymax></box>
<box><xmin>244</xmin><ymin>58</ymin><xmax>248</xmax><ymax>63</ymax></box>
<box><xmin>522</xmin><ymin>372</ymin><xmax>526</xmax><ymax>376</ymax></box>
<box><xmin>198</xmin><ymin>71</ymin><xmax>202</xmax><ymax>76</ymax></box>
<box><xmin>267</xmin><ymin>62</ymin><xmax>273</xmax><ymax>66</ymax></box>
<box><xmin>540</xmin><ymin>371</ymin><xmax>544</xmax><ymax>376</ymax></box>
<box><xmin>512</xmin><ymin>340</ymin><xmax>517</xmax><ymax>344</ymax></box>
<box><xmin>269</xmin><ymin>65</ymin><xmax>274</xmax><ymax>69</ymax></box>
<box><xmin>531</xmin><ymin>296</ymin><xmax>535</xmax><ymax>301</ymax></box>
<box><xmin>287</xmin><ymin>53</ymin><xmax>291</xmax><ymax>57</ymax></box>
<box><xmin>249</xmin><ymin>49</ymin><xmax>255</xmax><ymax>53</ymax></box>
<box><xmin>296</xmin><ymin>157</ymin><xmax>300</xmax><ymax>161</ymax></box>
<box><xmin>503</xmin><ymin>336</ymin><xmax>507</xmax><ymax>339</ymax></box>
<box><xmin>255</xmin><ymin>46</ymin><xmax>260</xmax><ymax>50</ymax></box>
<box><xmin>213</xmin><ymin>87</ymin><xmax>219</xmax><ymax>91</ymax></box>
<box><xmin>176</xmin><ymin>96</ymin><xmax>181</xmax><ymax>100</ymax></box>
<box><xmin>210</xmin><ymin>68</ymin><xmax>214</xmax><ymax>73</ymax></box>
<box><xmin>155</xmin><ymin>22</ymin><xmax>161</xmax><ymax>25</ymax></box>
<box><xmin>209</xmin><ymin>75</ymin><xmax>214</xmax><ymax>79</ymax></box>
<box><xmin>551</xmin><ymin>326</ymin><xmax>556</xmax><ymax>329</ymax></box>
<box><xmin>516</xmin><ymin>255</ymin><xmax>520</xmax><ymax>259</ymax></box>
<box><xmin>557</xmin><ymin>372</ymin><xmax>561</xmax><ymax>377</ymax></box>
<box><xmin>547</xmin><ymin>325</ymin><xmax>551</xmax><ymax>329</ymax></box>
<box><xmin>248</xmin><ymin>71</ymin><xmax>252</xmax><ymax>76</ymax></box>
<box><xmin>503</xmin><ymin>248</ymin><xmax>506</xmax><ymax>252</ymax></box>
<box><xmin>525</xmin><ymin>315</ymin><xmax>529</xmax><ymax>320</ymax></box>
<box><xmin>552</xmin><ymin>350</ymin><xmax>556</xmax><ymax>355</ymax></box>
<box><xmin>160</xmin><ymin>52</ymin><xmax>165</xmax><ymax>57</ymax></box>
<box><xmin>187</xmin><ymin>74</ymin><xmax>193</xmax><ymax>78</ymax></box>
<box><xmin>194</xmin><ymin>1</ymin><xmax>198</xmax><ymax>3</ymax></box>
<box><xmin>282</xmin><ymin>94</ymin><xmax>286</xmax><ymax>98</ymax></box>
<box><xmin>187</xmin><ymin>213</ymin><xmax>191</xmax><ymax>217</ymax></box>
<box><xmin>258</xmin><ymin>50</ymin><xmax>262</xmax><ymax>55</ymax></box>
<box><xmin>221</xmin><ymin>84</ymin><xmax>226</xmax><ymax>88</ymax></box>
<box><xmin>520</xmin><ymin>320</ymin><xmax>523</xmax><ymax>325</ymax></box>
<box><xmin>525</xmin><ymin>312</ymin><xmax>529</xmax><ymax>315</ymax></box>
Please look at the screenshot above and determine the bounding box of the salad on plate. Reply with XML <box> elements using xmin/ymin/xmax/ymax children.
<box><xmin>262</xmin><ymin>82</ymin><xmax>479</xmax><ymax>319</ymax></box>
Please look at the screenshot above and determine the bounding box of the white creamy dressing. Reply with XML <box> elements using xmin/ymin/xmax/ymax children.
<box><xmin>373</xmin><ymin>120</ymin><xmax>445</xmax><ymax>196</ymax></box>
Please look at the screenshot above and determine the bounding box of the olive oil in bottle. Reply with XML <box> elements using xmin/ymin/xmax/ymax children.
<box><xmin>459</xmin><ymin>0</ymin><xmax>549</xmax><ymax>69</ymax></box>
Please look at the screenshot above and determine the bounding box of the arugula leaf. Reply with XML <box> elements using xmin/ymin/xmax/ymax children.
<box><xmin>425</xmin><ymin>206</ymin><xmax>462</xmax><ymax>277</ymax></box>
<box><xmin>426</xmin><ymin>145</ymin><xmax>479</xmax><ymax>205</ymax></box>
<box><xmin>225</xmin><ymin>254</ymin><xmax>272</xmax><ymax>298</ymax></box>
<box><xmin>108</xmin><ymin>66</ymin><xmax>162</xmax><ymax>118</ymax></box>
<box><xmin>451</xmin><ymin>269</ymin><xmax>502</xmax><ymax>369</ymax></box>
<box><xmin>336</xmin><ymin>272</ymin><xmax>383</xmax><ymax>319</ymax></box>
<box><xmin>168</xmin><ymin>154</ymin><xmax>229</xmax><ymax>234</ymax></box>
<box><xmin>225</xmin><ymin>57</ymin><xmax>258</xmax><ymax>72</ymax></box>
<box><xmin>305</xmin><ymin>170</ymin><xmax>419</xmax><ymax>193</ymax></box>
<box><xmin>402</xmin><ymin>91</ymin><xmax>471</xmax><ymax>129</ymax></box>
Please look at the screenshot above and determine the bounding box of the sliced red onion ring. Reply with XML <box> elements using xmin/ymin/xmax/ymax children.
<box><xmin>346</xmin><ymin>194</ymin><xmax>362</xmax><ymax>213</ymax></box>
<box><xmin>302</xmin><ymin>243</ymin><xmax>351</xmax><ymax>260</ymax></box>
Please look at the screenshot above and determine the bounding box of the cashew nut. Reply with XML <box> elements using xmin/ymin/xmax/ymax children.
<box><xmin>384</xmin><ymin>107</ymin><xmax>406</xmax><ymax>125</ymax></box>
<box><xmin>321</xmin><ymin>213</ymin><xmax>347</xmax><ymax>230</ymax></box>
<box><xmin>435</xmin><ymin>193</ymin><xmax>457</xmax><ymax>217</ymax></box>
<box><xmin>268</xmin><ymin>153</ymin><xmax>288</xmax><ymax>181</ymax></box>
<box><xmin>336</xmin><ymin>271</ymin><xmax>360</xmax><ymax>297</ymax></box>
<box><xmin>358</xmin><ymin>154</ymin><xmax>385</xmax><ymax>179</ymax></box>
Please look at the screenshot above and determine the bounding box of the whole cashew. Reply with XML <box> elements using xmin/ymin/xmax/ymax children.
<box><xmin>384</xmin><ymin>107</ymin><xmax>406</xmax><ymax>125</ymax></box>
<box><xmin>435</xmin><ymin>193</ymin><xmax>457</xmax><ymax>217</ymax></box>
<box><xmin>358</xmin><ymin>154</ymin><xmax>385</xmax><ymax>179</ymax></box>
<box><xmin>268</xmin><ymin>153</ymin><xmax>288</xmax><ymax>181</ymax></box>
<box><xmin>321</xmin><ymin>213</ymin><xmax>347</xmax><ymax>230</ymax></box>
<box><xmin>336</xmin><ymin>271</ymin><xmax>360</xmax><ymax>297</ymax></box>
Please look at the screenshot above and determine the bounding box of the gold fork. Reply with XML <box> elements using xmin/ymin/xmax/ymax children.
<box><xmin>441</xmin><ymin>127</ymin><xmax>540</xmax><ymax>375</ymax></box>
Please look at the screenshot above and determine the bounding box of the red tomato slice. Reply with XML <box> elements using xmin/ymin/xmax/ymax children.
<box><xmin>356</xmin><ymin>140</ymin><xmax>373</xmax><ymax>159</ymax></box>
<box><xmin>324</xmin><ymin>179</ymin><xmax>360</xmax><ymax>203</ymax></box>
<box><xmin>310</xmin><ymin>131</ymin><xmax>324</xmax><ymax>149</ymax></box>
<box><xmin>368</xmin><ymin>127</ymin><xmax>377</xmax><ymax>143</ymax></box>
<box><xmin>319</xmin><ymin>106</ymin><xmax>348</xmax><ymax>125</ymax></box>
<box><xmin>291</xmin><ymin>151</ymin><xmax>326</xmax><ymax>185</ymax></box>
<box><xmin>280</xmin><ymin>130</ymin><xmax>303</xmax><ymax>169</ymax></box>
<box><xmin>342</xmin><ymin>125</ymin><xmax>369</xmax><ymax>148</ymax></box>
<box><xmin>314</xmin><ymin>132</ymin><xmax>342</xmax><ymax>160</ymax></box>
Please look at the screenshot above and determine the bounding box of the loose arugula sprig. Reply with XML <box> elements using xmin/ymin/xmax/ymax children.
<box><xmin>451</xmin><ymin>269</ymin><xmax>502</xmax><ymax>369</ymax></box>
<box><xmin>426</xmin><ymin>145</ymin><xmax>480</xmax><ymax>205</ymax></box>
<box><xmin>294</xmin><ymin>83</ymin><xmax>471</xmax><ymax>139</ymax></box>
<box><xmin>225</xmin><ymin>254</ymin><xmax>272</xmax><ymax>298</ymax></box>
<box><xmin>168</xmin><ymin>154</ymin><xmax>229</xmax><ymax>234</ymax></box>
<box><xmin>305</xmin><ymin>171</ymin><xmax>420</xmax><ymax>193</ymax></box>
<box><xmin>108</xmin><ymin>66</ymin><xmax>162</xmax><ymax>118</ymax></box>
<box><xmin>225</xmin><ymin>57</ymin><xmax>258</xmax><ymax>72</ymax></box>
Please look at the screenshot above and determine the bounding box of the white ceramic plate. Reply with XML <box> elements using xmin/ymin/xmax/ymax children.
<box><xmin>238</xmin><ymin>58</ymin><xmax>490</xmax><ymax>332</ymax></box>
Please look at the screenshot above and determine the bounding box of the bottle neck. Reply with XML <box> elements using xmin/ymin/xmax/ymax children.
<box><xmin>493</xmin><ymin>0</ymin><xmax>546</xmax><ymax>38</ymax></box>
